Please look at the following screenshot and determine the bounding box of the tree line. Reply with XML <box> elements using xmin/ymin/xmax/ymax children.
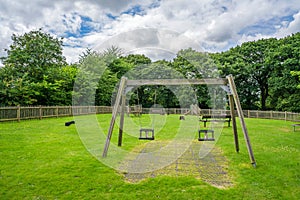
<box><xmin>0</xmin><ymin>29</ymin><xmax>299</xmax><ymax>112</ymax></box>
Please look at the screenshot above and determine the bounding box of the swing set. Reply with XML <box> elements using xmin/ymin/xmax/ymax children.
<box><xmin>102</xmin><ymin>75</ymin><xmax>256</xmax><ymax>167</ymax></box>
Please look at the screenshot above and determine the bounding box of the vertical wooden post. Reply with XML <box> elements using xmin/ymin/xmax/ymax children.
<box><xmin>68</xmin><ymin>106</ymin><xmax>71</xmax><ymax>116</ymax></box>
<box><xmin>227</xmin><ymin>75</ymin><xmax>256</xmax><ymax>167</ymax></box>
<box><xmin>285</xmin><ymin>111</ymin><xmax>287</xmax><ymax>121</ymax></box>
<box><xmin>39</xmin><ymin>105</ymin><xmax>42</xmax><ymax>120</ymax></box>
<box><xmin>103</xmin><ymin>77</ymin><xmax>127</xmax><ymax>157</ymax></box>
<box><xmin>56</xmin><ymin>106</ymin><xmax>59</xmax><ymax>118</ymax></box>
<box><xmin>270</xmin><ymin>111</ymin><xmax>273</xmax><ymax>119</ymax></box>
<box><xmin>118</xmin><ymin>94</ymin><xmax>126</xmax><ymax>146</ymax></box>
<box><xmin>17</xmin><ymin>105</ymin><xmax>21</xmax><ymax>122</ymax></box>
<box><xmin>228</xmin><ymin>94</ymin><xmax>239</xmax><ymax>153</ymax></box>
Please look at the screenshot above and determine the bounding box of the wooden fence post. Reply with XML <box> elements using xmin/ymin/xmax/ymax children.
<box><xmin>17</xmin><ymin>105</ymin><xmax>21</xmax><ymax>122</ymax></box>
<box><xmin>39</xmin><ymin>105</ymin><xmax>42</xmax><ymax>120</ymax></box>
<box><xmin>270</xmin><ymin>111</ymin><xmax>273</xmax><ymax>119</ymax></box>
<box><xmin>285</xmin><ymin>111</ymin><xmax>287</xmax><ymax>121</ymax></box>
<box><xmin>69</xmin><ymin>106</ymin><xmax>72</xmax><ymax>116</ymax></box>
<box><xmin>56</xmin><ymin>106</ymin><xmax>59</xmax><ymax>118</ymax></box>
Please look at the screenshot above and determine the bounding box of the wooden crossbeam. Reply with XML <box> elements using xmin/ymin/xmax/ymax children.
<box><xmin>126</xmin><ymin>78</ymin><xmax>227</xmax><ymax>86</ymax></box>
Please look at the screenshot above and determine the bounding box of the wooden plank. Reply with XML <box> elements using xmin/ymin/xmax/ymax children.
<box><xmin>102</xmin><ymin>77</ymin><xmax>127</xmax><ymax>157</ymax></box>
<box><xmin>17</xmin><ymin>105</ymin><xmax>20</xmax><ymax>122</ymax></box>
<box><xmin>118</xmin><ymin>94</ymin><xmax>126</xmax><ymax>147</ymax></box>
<box><xmin>39</xmin><ymin>105</ymin><xmax>42</xmax><ymax>120</ymax></box>
<box><xmin>227</xmin><ymin>75</ymin><xmax>256</xmax><ymax>167</ymax></box>
<box><xmin>229</xmin><ymin>94</ymin><xmax>239</xmax><ymax>153</ymax></box>
<box><xmin>56</xmin><ymin>106</ymin><xmax>59</xmax><ymax>118</ymax></box>
<box><xmin>126</xmin><ymin>78</ymin><xmax>227</xmax><ymax>86</ymax></box>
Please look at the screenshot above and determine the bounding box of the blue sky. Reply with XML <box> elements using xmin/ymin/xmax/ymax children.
<box><xmin>0</xmin><ymin>0</ymin><xmax>300</xmax><ymax>64</ymax></box>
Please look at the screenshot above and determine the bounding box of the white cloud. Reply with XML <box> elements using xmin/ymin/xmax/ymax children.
<box><xmin>275</xmin><ymin>11</ymin><xmax>300</xmax><ymax>37</ymax></box>
<box><xmin>93</xmin><ymin>28</ymin><xmax>202</xmax><ymax>59</ymax></box>
<box><xmin>1</xmin><ymin>0</ymin><xmax>300</xmax><ymax>65</ymax></box>
<box><xmin>287</xmin><ymin>12</ymin><xmax>300</xmax><ymax>33</ymax></box>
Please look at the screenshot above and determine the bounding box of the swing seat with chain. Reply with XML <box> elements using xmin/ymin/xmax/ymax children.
<box><xmin>139</xmin><ymin>128</ymin><xmax>155</xmax><ymax>140</ymax></box>
<box><xmin>137</xmin><ymin>88</ymin><xmax>157</xmax><ymax>140</ymax></box>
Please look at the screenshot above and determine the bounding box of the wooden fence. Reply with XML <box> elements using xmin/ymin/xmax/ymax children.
<box><xmin>0</xmin><ymin>106</ymin><xmax>112</xmax><ymax>122</ymax></box>
<box><xmin>0</xmin><ymin>106</ymin><xmax>299</xmax><ymax>122</ymax></box>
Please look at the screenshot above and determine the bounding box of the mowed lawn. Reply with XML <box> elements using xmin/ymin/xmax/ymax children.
<box><xmin>0</xmin><ymin>114</ymin><xmax>299</xmax><ymax>199</ymax></box>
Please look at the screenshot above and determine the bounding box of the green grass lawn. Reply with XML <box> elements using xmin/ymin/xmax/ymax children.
<box><xmin>0</xmin><ymin>115</ymin><xmax>299</xmax><ymax>199</ymax></box>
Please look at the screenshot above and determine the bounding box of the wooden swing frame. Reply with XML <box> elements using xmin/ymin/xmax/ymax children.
<box><xmin>102</xmin><ymin>75</ymin><xmax>256</xmax><ymax>167</ymax></box>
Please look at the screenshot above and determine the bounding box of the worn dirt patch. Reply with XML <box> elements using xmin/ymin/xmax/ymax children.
<box><xmin>119</xmin><ymin>141</ymin><xmax>233</xmax><ymax>189</ymax></box>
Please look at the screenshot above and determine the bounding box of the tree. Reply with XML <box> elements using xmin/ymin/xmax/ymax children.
<box><xmin>0</xmin><ymin>29</ymin><xmax>70</xmax><ymax>106</ymax></box>
<box><xmin>291</xmin><ymin>71</ymin><xmax>300</xmax><ymax>89</ymax></box>
<box><xmin>0</xmin><ymin>67</ymin><xmax>38</xmax><ymax>106</ymax></box>
<box><xmin>76</xmin><ymin>48</ymin><xmax>153</xmax><ymax>106</ymax></box>
<box><xmin>268</xmin><ymin>33</ymin><xmax>300</xmax><ymax>111</ymax></box>
<box><xmin>237</xmin><ymin>38</ymin><xmax>278</xmax><ymax>110</ymax></box>
<box><xmin>212</xmin><ymin>38</ymin><xmax>278</xmax><ymax>110</ymax></box>
<box><xmin>212</xmin><ymin>47</ymin><xmax>260</xmax><ymax>110</ymax></box>
<box><xmin>213</xmin><ymin>33</ymin><xmax>300</xmax><ymax>112</ymax></box>
<box><xmin>172</xmin><ymin>48</ymin><xmax>219</xmax><ymax>108</ymax></box>
<box><xmin>30</xmin><ymin>65</ymin><xmax>77</xmax><ymax>105</ymax></box>
<box><xmin>95</xmin><ymin>70</ymin><xmax>118</xmax><ymax>106</ymax></box>
<box><xmin>105</xmin><ymin>54</ymin><xmax>152</xmax><ymax>106</ymax></box>
<box><xmin>73</xmin><ymin>52</ymin><xmax>107</xmax><ymax>106</ymax></box>
<box><xmin>107</xmin><ymin>54</ymin><xmax>151</xmax><ymax>79</ymax></box>
<box><xmin>1</xmin><ymin>28</ymin><xmax>66</xmax><ymax>81</ymax></box>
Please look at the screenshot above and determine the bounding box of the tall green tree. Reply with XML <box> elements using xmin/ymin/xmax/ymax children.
<box><xmin>95</xmin><ymin>70</ymin><xmax>118</xmax><ymax>106</ymax></box>
<box><xmin>213</xmin><ymin>33</ymin><xmax>300</xmax><ymax>112</ymax></box>
<box><xmin>73</xmin><ymin>50</ymin><xmax>108</xmax><ymax>106</ymax></box>
<box><xmin>0</xmin><ymin>29</ymin><xmax>70</xmax><ymax>106</ymax></box>
<box><xmin>107</xmin><ymin>54</ymin><xmax>152</xmax><ymax>107</ymax></box>
<box><xmin>1</xmin><ymin>28</ymin><xmax>66</xmax><ymax>81</ymax></box>
<box><xmin>30</xmin><ymin>65</ymin><xmax>77</xmax><ymax>105</ymax></box>
<box><xmin>173</xmin><ymin>48</ymin><xmax>218</xmax><ymax>108</ymax></box>
<box><xmin>268</xmin><ymin>33</ymin><xmax>300</xmax><ymax>111</ymax></box>
<box><xmin>213</xmin><ymin>38</ymin><xmax>278</xmax><ymax>110</ymax></box>
<box><xmin>236</xmin><ymin>38</ymin><xmax>278</xmax><ymax>110</ymax></box>
<box><xmin>211</xmin><ymin>48</ymin><xmax>260</xmax><ymax>110</ymax></box>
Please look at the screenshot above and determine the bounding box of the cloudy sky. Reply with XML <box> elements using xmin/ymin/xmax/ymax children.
<box><xmin>1</xmin><ymin>0</ymin><xmax>300</xmax><ymax>64</ymax></box>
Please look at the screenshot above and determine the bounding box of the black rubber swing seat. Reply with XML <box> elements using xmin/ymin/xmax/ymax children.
<box><xmin>65</xmin><ymin>121</ymin><xmax>75</xmax><ymax>126</ymax></box>
<box><xmin>139</xmin><ymin>128</ymin><xmax>155</xmax><ymax>140</ymax></box>
<box><xmin>198</xmin><ymin>129</ymin><xmax>215</xmax><ymax>141</ymax></box>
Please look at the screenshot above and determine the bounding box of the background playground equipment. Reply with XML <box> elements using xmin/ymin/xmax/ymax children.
<box><xmin>200</xmin><ymin>115</ymin><xmax>232</xmax><ymax>128</ymax></box>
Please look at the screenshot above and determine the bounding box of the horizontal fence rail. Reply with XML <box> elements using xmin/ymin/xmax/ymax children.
<box><xmin>0</xmin><ymin>106</ymin><xmax>299</xmax><ymax>122</ymax></box>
